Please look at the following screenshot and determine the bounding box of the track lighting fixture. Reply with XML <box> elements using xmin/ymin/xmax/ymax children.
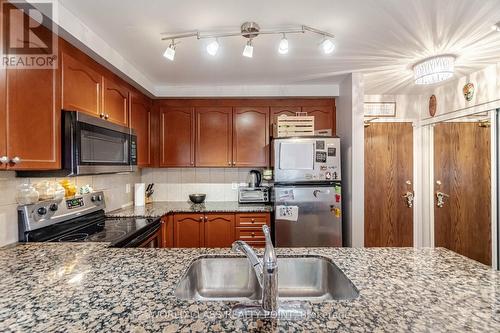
<box><xmin>206</xmin><ymin>39</ymin><xmax>219</xmax><ymax>56</ymax></box>
<box><xmin>160</xmin><ymin>22</ymin><xmax>335</xmax><ymax>61</ymax></box>
<box><xmin>320</xmin><ymin>38</ymin><xmax>335</xmax><ymax>54</ymax></box>
<box><xmin>163</xmin><ymin>41</ymin><xmax>176</xmax><ymax>61</ymax></box>
<box><xmin>278</xmin><ymin>34</ymin><xmax>289</xmax><ymax>54</ymax></box>
<box><xmin>242</xmin><ymin>40</ymin><xmax>254</xmax><ymax>58</ymax></box>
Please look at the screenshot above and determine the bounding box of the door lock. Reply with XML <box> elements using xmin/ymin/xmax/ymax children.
<box><xmin>436</xmin><ymin>191</ymin><xmax>449</xmax><ymax>208</ymax></box>
<box><xmin>402</xmin><ymin>191</ymin><xmax>414</xmax><ymax>208</ymax></box>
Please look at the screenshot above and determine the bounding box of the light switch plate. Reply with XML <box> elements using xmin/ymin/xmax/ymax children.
<box><xmin>125</xmin><ymin>184</ymin><xmax>131</xmax><ymax>193</ymax></box>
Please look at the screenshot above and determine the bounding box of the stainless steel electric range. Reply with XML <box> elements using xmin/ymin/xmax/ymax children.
<box><xmin>18</xmin><ymin>191</ymin><xmax>160</xmax><ymax>247</ymax></box>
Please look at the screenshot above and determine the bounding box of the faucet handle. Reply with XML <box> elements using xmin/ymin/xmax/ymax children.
<box><xmin>262</xmin><ymin>225</ymin><xmax>277</xmax><ymax>268</ymax></box>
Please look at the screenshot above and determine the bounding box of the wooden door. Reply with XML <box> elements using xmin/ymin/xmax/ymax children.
<box><xmin>61</xmin><ymin>52</ymin><xmax>102</xmax><ymax>117</ymax></box>
<box><xmin>302</xmin><ymin>106</ymin><xmax>335</xmax><ymax>134</ymax></box>
<box><xmin>4</xmin><ymin>15</ymin><xmax>60</xmax><ymax>170</ymax></box>
<box><xmin>103</xmin><ymin>77</ymin><xmax>129</xmax><ymax>126</ymax></box>
<box><xmin>196</xmin><ymin>107</ymin><xmax>233</xmax><ymax>167</ymax></box>
<box><xmin>233</xmin><ymin>107</ymin><xmax>269</xmax><ymax>167</ymax></box>
<box><xmin>160</xmin><ymin>107</ymin><xmax>195</xmax><ymax>167</ymax></box>
<box><xmin>204</xmin><ymin>214</ymin><xmax>235</xmax><ymax>247</ymax></box>
<box><xmin>434</xmin><ymin>122</ymin><xmax>491</xmax><ymax>265</ymax></box>
<box><xmin>0</xmin><ymin>52</ymin><xmax>6</xmax><ymax>170</ymax></box>
<box><xmin>173</xmin><ymin>214</ymin><xmax>204</xmax><ymax>248</ymax></box>
<box><xmin>365</xmin><ymin>122</ymin><xmax>413</xmax><ymax>247</ymax></box>
<box><xmin>130</xmin><ymin>92</ymin><xmax>152</xmax><ymax>167</ymax></box>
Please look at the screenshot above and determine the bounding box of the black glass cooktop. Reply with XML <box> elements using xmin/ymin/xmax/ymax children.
<box><xmin>25</xmin><ymin>210</ymin><xmax>160</xmax><ymax>247</ymax></box>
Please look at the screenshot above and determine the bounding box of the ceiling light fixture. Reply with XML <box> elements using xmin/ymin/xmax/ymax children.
<box><xmin>163</xmin><ymin>41</ymin><xmax>176</xmax><ymax>61</ymax></box>
<box><xmin>160</xmin><ymin>22</ymin><xmax>335</xmax><ymax>61</ymax></box>
<box><xmin>321</xmin><ymin>38</ymin><xmax>335</xmax><ymax>54</ymax></box>
<box><xmin>278</xmin><ymin>34</ymin><xmax>289</xmax><ymax>54</ymax></box>
<box><xmin>206</xmin><ymin>39</ymin><xmax>219</xmax><ymax>56</ymax></box>
<box><xmin>413</xmin><ymin>55</ymin><xmax>455</xmax><ymax>85</ymax></box>
<box><xmin>242</xmin><ymin>39</ymin><xmax>254</xmax><ymax>58</ymax></box>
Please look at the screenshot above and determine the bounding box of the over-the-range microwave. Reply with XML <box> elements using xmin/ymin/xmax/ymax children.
<box><xmin>18</xmin><ymin>111</ymin><xmax>137</xmax><ymax>177</ymax></box>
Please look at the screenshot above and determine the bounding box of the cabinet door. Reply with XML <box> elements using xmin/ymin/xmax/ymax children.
<box><xmin>0</xmin><ymin>60</ymin><xmax>6</xmax><ymax>170</ymax></box>
<box><xmin>173</xmin><ymin>214</ymin><xmax>204</xmax><ymax>248</ymax></box>
<box><xmin>161</xmin><ymin>215</ymin><xmax>174</xmax><ymax>248</ymax></box>
<box><xmin>160</xmin><ymin>107</ymin><xmax>195</xmax><ymax>167</ymax></box>
<box><xmin>103</xmin><ymin>77</ymin><xmax>129</xmax><ymax>126</ymax></box>
<box><xmin>130</xmin><ymin>92</ymin><xmax>152</xmax><ymax>167</ymax></box>
<box><xmin>204</xmin><ymin>214</ymin><xmax>235</xmax><ymax>248</ymax></box>
<box><xmin>196</xmin><ymin>107</ymin><xmax>233</xmax><ymax>167</ymax></box>
<box><xmin>61</xmin><ymin>52</ymin><xmax>102</xmax><ymax>117</ymax></box>
<box><xmin>302</xmin><ymin>106</ymin><xmax>335</xmax><ymax>133</ymax></box>
<box><xmin>233</xmin><ymin>107</ymin><xmax>269</xmax><ymax>167</ymax></box>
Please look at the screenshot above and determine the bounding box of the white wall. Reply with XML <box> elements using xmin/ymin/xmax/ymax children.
<box><xmin>337</xmin><ymin>73</ymin><xmax>365</xmax><ymax>247</ymax></box>
<box><xmin>0</xmin><ymin>171</ymin><xmax>140</xmax><ymax>247</ymax></box>
<box><xmin>365</xmin><ymin>94</ymin><xmax>423</xmax><ymax>121</ymax></box>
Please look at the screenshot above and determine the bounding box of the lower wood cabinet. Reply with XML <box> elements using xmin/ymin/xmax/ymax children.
<box><xmin>138</xmin><ymin>229</ymin><xmax>162</xmax><ymax>248</ymax></box>
<box><xmin>168</xmin><ymin>212</ymin><xmax>269</xmax><ymax>248</ymax></box>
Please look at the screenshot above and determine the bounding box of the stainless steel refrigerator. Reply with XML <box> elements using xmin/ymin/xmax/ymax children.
<box><xmin>272</xmin><ymin>137</ymin><xmax>342</xmax><ymax>247</ymax></box>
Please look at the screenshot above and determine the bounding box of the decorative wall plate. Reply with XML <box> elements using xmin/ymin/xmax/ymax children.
<box><xmin>429</xmin><ymin>95</ymin><xmax>437</xmax><ymax>117</ymax></box>
<box><xmin>463</xmin><ymin>83</ymin><xmax>475</xmax><ymax>102</ymax></box>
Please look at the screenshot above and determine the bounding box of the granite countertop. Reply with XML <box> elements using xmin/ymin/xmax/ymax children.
<box><xmin>107</xmin><ymin>201</ymin><xmax>272</xmax><ymax>218</ymax></box>
<box><xmin>0</xmin><ymin>244</ymin><xmax>499</xmax><ymax>332</ymax></box>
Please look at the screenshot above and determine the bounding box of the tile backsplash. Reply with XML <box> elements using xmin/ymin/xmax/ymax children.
<box><xmin>141</xmin><ymin>168</ymin><xmax>262</xmax><ymax>202</ymax></box>
<box><xmin>0</xmin><ymin>171</ymin><xmax>140</xmax><ymax>247</ymax></box>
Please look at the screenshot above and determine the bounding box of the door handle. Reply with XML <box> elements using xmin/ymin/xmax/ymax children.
<box><xmin>436</xmin><ymin>191</ymin><xmax>449</xmax><ymax>208</ymax></box>
<box><xmin>402</xmin><ymin>191</ymin><xmax>414</xmax><ymax>208</ymax></box>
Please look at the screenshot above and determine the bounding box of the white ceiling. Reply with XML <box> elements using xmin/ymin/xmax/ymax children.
<box><xmin>59</xmin><ymin>0</ymin><xmax>500</xmax><ymax>95</ymax></box>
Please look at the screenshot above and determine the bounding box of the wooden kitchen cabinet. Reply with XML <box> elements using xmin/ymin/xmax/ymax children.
<box><xmin>103</xmin><ymin>76</ymin><xmax>129</xmax><ymax>126</ymax></box>
<box><xmin>302</xmin><ymin>106</ymin><xmax>335</xmax><ymax>133</ymax></box>
<box><xmin>61</xmin><ymin>51</ymin><xmax>102</xmax><ymax>117</ymax></box>
<box><xmin>160</xmin><ymin>107</ymin><xmax>195</xmax><ymax>167</ymax></box>
<box><xmin>173</xmin><ymin>213</ymin><xmax>236</xmax><ymax>248</ymax></box>
<box><xmin>0</xmin><ymin>9</ymin><xmax>60</xmax><ymax>170</ymax></box>
<box><xmin>139</xmin><ymin>228</ymin><xmax>162</xmax><ymax>248</ymax></box>
<box><xmin>130</xmin><ymin>91</ymin><xmax>152</xmax><ymax>167</ymax></box>
<box><xmin>233</xmin><ymin>107</ymin><xmax>269</xmax><ymax>167</ymax></box>
<box><xmin>161</xmin><ymin>215</ymin><xmax>174</xmax><ymax>248</ymax></box>
<box><xmin>204</xmin><ymin>214</ymin><xmax>235</xmax><ymax>247</ymax></box>
<box><xmin>235</xmin><ymin>213</ymin><xmax>270</xmax><ymax>248</ymax></box>
<box><xmin>196</xmin><ymin>107</ymin><xmax>233</xmax><ymax>167</ymax></box>
<box><xmin>173</xmin><ymin>214</ymin><xmax>205</xmax><ymax>248</ymax></box>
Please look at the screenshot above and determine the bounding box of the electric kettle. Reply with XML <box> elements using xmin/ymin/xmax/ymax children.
<box><xmin>247</xmin><ymin>170</ymin><xmax>262</xmax><ymax>188</ymax></box>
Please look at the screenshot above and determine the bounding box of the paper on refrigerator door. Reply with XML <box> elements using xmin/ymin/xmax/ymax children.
<box><xmin>276</xmin><ymin>205</ymin><xmax>299</xmax><ymax>221</ymax></box>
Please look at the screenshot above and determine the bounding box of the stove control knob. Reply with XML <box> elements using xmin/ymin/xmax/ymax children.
<box><xmin>37</xmin><ymin>207</ymin><xmax>47</xmax><ymax>216</ymax></box>
<box><xmin>91</xmin><ymin>195</ymin><xmax>97</xmax><ymax>202</ymax></box>
<box><xmin>97</xmin><ymin>195</ymin><xmax>103</xmax><ymax>202</ymax></box>
<box><xmin>49</xmin><ymin>203</ymin><xmax>58</xmax><ymax>212</ymax></box>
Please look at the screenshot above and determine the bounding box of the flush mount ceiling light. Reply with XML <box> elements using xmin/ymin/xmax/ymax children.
<box><xmin>161</xmin><ymin>22</ymin><xmax>335</xmax><ymax>61</ymax></box>
<box><xmin>413</xmin><ymin>55</ymin><xmax>456</xmax><ymax>85</ymax></box>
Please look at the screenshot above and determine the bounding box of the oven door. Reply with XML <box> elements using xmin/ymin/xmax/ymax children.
<box><xmin>65</xmin><ymin>111</ymin><xmax>137</xmax><ymax>175</ymax></box>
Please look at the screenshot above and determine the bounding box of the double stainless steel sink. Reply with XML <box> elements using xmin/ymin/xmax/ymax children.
<box><xmin>174</xmin><ymin>255</ymin><xmax>359</xmax><ymax>302</ymax></box>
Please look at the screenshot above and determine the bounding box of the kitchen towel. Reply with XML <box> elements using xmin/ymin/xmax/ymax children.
<box><xmin>134</xmin><ymin>183</ymin><xmax>145</xmax><ymax>207</ymax></box>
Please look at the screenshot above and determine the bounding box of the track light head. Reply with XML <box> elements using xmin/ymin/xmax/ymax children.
<box><xmin>243</xmin><ymin>40</ymin><xmax>254</xmax><ymax>58</ymax></box>
<box><xmin>206</xmin><ymin>39</ymin><xmax>219</xmax><ymax>56</ymax></box>
<box><xmin>163</xmin><ymin>41</ymin><xmax>176</xmax><ymax>61</ymax></box>
<box><xmin>278</xmin><ymin>34</ymin><xmax>289</xmax><ymax>54</ymax></box>
<box><xmin>321</xmin><ymin>38</ymin><xmax>335</xmax><ymax>54</ymax></box>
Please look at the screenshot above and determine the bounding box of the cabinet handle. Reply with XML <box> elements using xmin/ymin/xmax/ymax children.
<box><xmin>100</xmin><ymin>113</ymin><xmax>105</xmax><ymax>118</ymax></box>
<box><xmin>0</xmin><ymin>156</ymin><xmax>9</xmax><ymax>164</ymax></box>
<box><xmin>251</xmin><ymin>218</ymin><xmax>255</xmax><ymax>223</ymax></box>
<box><xmin>11</xmin><ymin>156</ymin><xmax>21</xmax><ymax>164</ymax></box>
<box><xmin>251</xmin><ymin>232</ymin><xmax>255</xmax><ymax>237</ymax></box>
<box><xmin>204</xmin><ymin>216</ymin><xmax>208</xmax><ymax>222</ymax></box>
<box><xmin>199</xmin><ymin>216</ymin><xmax>204</xmax><ymax>222</ymax></box>
<box><xmin>104</xmin><ymin>114</ymin><xmax>109</xmax><ymax>120</ymax></box>
<box><xmin>228</xmin><ymin>162</ymin><xmax>231</xmax><ymax>166</ymax></box>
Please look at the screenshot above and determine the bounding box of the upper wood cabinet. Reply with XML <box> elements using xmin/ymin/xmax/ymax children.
<box><xmin>196</xmin><ymin>107</ymin><xmax>233</xmax><ymax>167</ymax></box>
<box><xmin>160</xmin><ymin>107</ymin><xmax>195</xmax><ymax>167</ymax></box>
<box><xmin>204</xmin><ymin>214</ymin><xmax>235</xmax><ymax>247</ymax></box>
<box><xmin>173</xmin><ymin>214</ymin><xmax>205</xmax><ymax>248</ymax></box>
<box><xmin>233</xmin><ymin>107</ymin><xmax>269</xmax><ymax>167</ymax></box>
<box><xmin>0</xmin><ymin>9</ymin><xmax>60</xmax><ymax>170</ymax></box>
<box><xmin>302</xmin><ymin>106</ymin><xmax>335</xmax><ymax>133</ymax></box>
<box><xmin>130</xmin><ymin>92</ymin><xmax>152</xmax><ymax>167</ymax></box>
<box><xmin>103</xmin><ymin>77</ymin><xmax>129</xmax><ymax>126</ymax></box>
<box><xmin>61</xmin><ymin>51</ymin><xmax>102</xmax><ymax>117</ymax></box>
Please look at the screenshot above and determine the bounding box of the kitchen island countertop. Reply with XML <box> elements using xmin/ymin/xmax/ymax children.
<box><xmin>106</xmin><ymin>201</ymin><xmax>272</xmax><ymax>218</ymax></box>
<box><xmin>0</xmin><ymin>244</ymin><xmax>499</xmax><ymax>332</ymax></box>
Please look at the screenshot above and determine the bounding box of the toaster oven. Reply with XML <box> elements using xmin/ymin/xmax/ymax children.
<box><xmin>238</xmin><ymin>187</ymin><xmax>270</xmax><ymax>203</ymax></box>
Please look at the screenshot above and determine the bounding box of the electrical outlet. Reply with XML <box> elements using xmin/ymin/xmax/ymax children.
<box><xmin>125</xmin><ymin>184</ymin><xmax>131</xmax><ymax>194</ymax></box>
<box><xmin>232</xmin><ymin>182</ymin><xmax>239</xmax><ymax>190</ymax></box>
